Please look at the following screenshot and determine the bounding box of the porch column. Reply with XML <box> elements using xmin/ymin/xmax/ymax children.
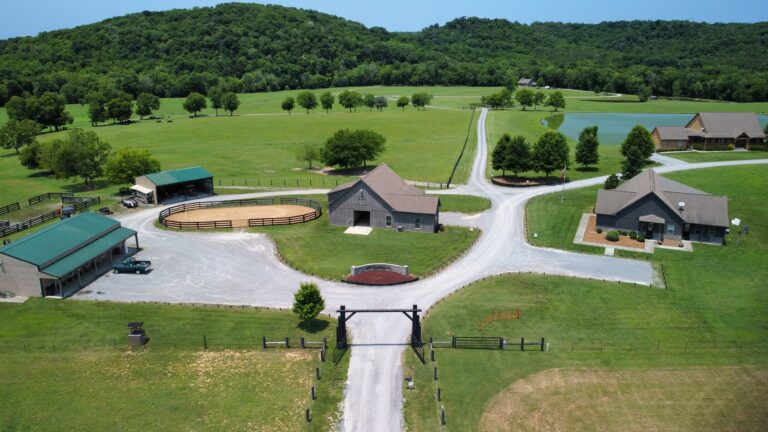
<box><xmin>77</xmin><ymin>269</ymin><xmax>82</xmax><ymax>288</ymax></box>
<box><xmin>134</xmin><ymin>233</ymin><xmax>140</xmax><ymax>250</ymax></box>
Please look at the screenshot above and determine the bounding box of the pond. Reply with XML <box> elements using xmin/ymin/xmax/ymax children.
<box><xmin>543</xmin><ymin>113</ymin><xmax>768</xmax><ymax>144</ymax></box>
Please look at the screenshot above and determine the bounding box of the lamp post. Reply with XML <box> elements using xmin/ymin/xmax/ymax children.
<box><xmin>731</xmin><ymin>218</ymin><xmax>742</xmax><ymax>246</ymax></box>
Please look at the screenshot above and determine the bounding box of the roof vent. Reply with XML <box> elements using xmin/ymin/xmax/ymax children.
<box><xmin>678</xmin><ymin>201</ymin><xmax>685</xmax><ymax>211</ymax></box>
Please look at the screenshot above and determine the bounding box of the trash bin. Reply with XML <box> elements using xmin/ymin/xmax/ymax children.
<box><xmin>127</xmin><ymin>321</ymin><xmax>147</xmax><ymax>347</ymax></box>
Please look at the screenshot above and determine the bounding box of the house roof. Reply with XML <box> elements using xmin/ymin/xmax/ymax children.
<box><xmin>595</xmin><ymin>169</ymin><xmax>729</xmax><ymax>227</ymax></box>
<box><xmin>41</xmin><ymin>227</ymin><xmax>136</xmax><ymax>278</ymax></box>
<box><xmin>0</xmin><ymin>213</ymin><xmax>134</xmax><ymax>269</ymax></box>
<box><xmin>517</xmin><ymin>78</ymin><xmax>536</xmax><ymax>86</ymax></box>
<box><xmin>141</xmin><ymin>166</ymin><xmax>213</xmax><ymax>187</ymax></box>
<box><xmin>328</xmin><ymin>164</ymin><xmax>439</xmax><ymax>214</ymax></box>
<box><xmin>654</xmin><ymin>126</ymin><xmax>690</xmax><ymax>141</ymax></box>
<box><xmin>687</xmin><ymin>112</ymin><xmax>765</xmax><ymax>139</ymax></box>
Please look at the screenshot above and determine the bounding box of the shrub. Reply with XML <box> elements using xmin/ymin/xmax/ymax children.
<box><xmin>292</xmin><ymin>282</ymin><xmax>325</xmax><ymax>321</ymax></box>
<box><xmin>637</xmin><ymin>234</ymin><xmax>645</xmax><ymax>242</ymax></box>
<box><xmin>604</xmin><ymin>173</ymin><xmax>620</xmax><ymax>190</ymax></box>
<box><xmin>596</xmin><ymin>227</ymin><xmax>603</xmax><ymax>234</ymax></box>
<box><xmin>629</xmin><ymin>231</ymin><xmax>638</xmax><ymax>239</ymax></box>
<box><xmin>619</xmin><ymin>230</ymin><xmax>628</xmax><ymax>236</ymax></box>
<box><xmin>606</xmin><ymin>231</ymin><xmax>619</xmax><ymax>242</ymax></box>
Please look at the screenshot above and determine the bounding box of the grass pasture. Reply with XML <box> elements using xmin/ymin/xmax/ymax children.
<box><xmin>436</xmin><ymin>194</ymin><xmax>491</xmax><ymax>214</ymax></box>
<box><xmin>479</xmin><ymin>366</ymin><xmax>768</xmax><ymax>432</ymax></box>
<box><xmin>0</xmin><ymin>299</ymin><xmax>345</xmax><ymax>431</ymax></box>
<box><xmin>403</xmin><ymin>164</ymin><xmax>768</xmax><ymax>431</ymax></box>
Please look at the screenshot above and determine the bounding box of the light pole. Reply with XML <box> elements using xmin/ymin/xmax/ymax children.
<box><xmin>731</xmin><ymin>218</ymin><xmax>742</xmax><ymax>246</ymax></box>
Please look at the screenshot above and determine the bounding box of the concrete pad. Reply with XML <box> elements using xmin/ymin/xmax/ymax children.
<box><xmin>345</xmin><ymin>226</ymin><xmax>373</xmax><ymax>235</ymax></box>
<box><xmin>0</xmin><ymin>295</ymin><xmax>29</xmax><ymax>304</ymax></box>
<box><xmin>604</xmin><ymin>247</ymin><xmax>615</xmax><ymax>256</ymax></box>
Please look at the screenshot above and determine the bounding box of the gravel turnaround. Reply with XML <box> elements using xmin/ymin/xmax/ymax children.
<box><xmin>78</xmin><ymin>108</ymin><xmax>768</xmax><ymax>431</ymax></box>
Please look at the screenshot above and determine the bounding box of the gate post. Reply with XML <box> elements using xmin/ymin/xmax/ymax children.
<box><xmin>336</xmin><ymin>305</ymin><xmax>348</xmax><ymax>349</ymax></box>
<box><xmin>411</xmin><ymin>304</ymin><xmax>422</xmax><ymax>345</ymax></box>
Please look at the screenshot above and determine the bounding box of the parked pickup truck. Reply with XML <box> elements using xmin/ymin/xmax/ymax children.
<box><xmin>112</xmin><ymin>257</ymin><xmax>152</xmax><ymax>274</ymax></box>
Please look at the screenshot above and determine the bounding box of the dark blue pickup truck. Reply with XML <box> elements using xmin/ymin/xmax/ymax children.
<box><xmin>112</xmin><ymin>257</ymin><xmax>152</xmax><ymax>274</ymax></box>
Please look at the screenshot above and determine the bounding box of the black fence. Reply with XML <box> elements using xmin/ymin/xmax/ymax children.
<box><xmin>430</xmin><ymin>336</ymin><xmax>545</xmax><ymax>351</ymax></box>
<box><xmin>160</xmin><ymin>197</ymin><xmax>322</xmax><ymax>230</ymax></box>
<box><xmin>28</xmin><ymin>192</ymin><xmax>74</xmax><ymax>206</ymax></box>
<box><xmin>0</xmin><ymin>196</ymin><xmax>100</xmax><ymax>238</ymax></box>
<box><xmin>446</xmin><ymin>107</ymin><xmax>476</xmax><ymax>187</ymax></box>
<box><xmin>0</xmin><ymin>202</ymin><xmax>20</xmax><ymax>216</ymax></box>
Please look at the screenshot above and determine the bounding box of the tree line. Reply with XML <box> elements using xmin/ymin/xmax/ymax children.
<box><xmin>1</xmin><ymin>4</ymin><xmax>766</xmax><ymax>106</ymax></box>
<box><xmin>280</xmin><ymin>90</ymin><xmax>432</xmax><ymax>114</ymax></box>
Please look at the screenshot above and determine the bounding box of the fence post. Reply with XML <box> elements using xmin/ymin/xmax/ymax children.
<box><xmin>431</xmin><ymin>349</ymin><xmax>435</xmax><ymax>362</ymax></box>
<box><xmin>451</xmin><ymin>336</ymin><xmax>456</xmax><ymax>348</ymax></box>
<box><xmin>285</xmin><ymin>337</ymin><xmax>289</xmax><ymax>348</ymax></box>
<box><xmin>521</xmin><ymin>337</ymin><xmax>525</xmax><ymax>351</ymax></box>
<box><xmin>300</xmin><ymin>336</ymin><xmax>305</xmax><ymax>348</ymax></box>
<box><xmin>311</xmin><ymin>384</ymin><xmax>316</xmax><ymax>400</ymax></box>
<box><xmin>316</xmin><ymin>367</ymin><xmax>321</xmax><ymax>380</ymax></box>
<box><xmin>540</xmin><ymin>337</ymin><xmax>545</xmax><ymax>352</ymax></box>
<box><xmin>499</xmin><ymin>338</ymin><xmax>504</xmax><ymax>350</ymax></box>
<box><xmin>433</xmin><ymin>367</ymin><xmax>438</xmax><ymax>381</ymax></box>
<box><xmin>437</xmin><ymin>386</ymin><xmax>441</xmax><ymax>401</ymax></box>
<box><xmin>441</xmin><ymin>406</ymin><xmax>446</xmax><ymax>425</ymax></box>
<box><xmin>262</xmin><ymin>336</ymin><xmax>267</xmax><ymax>349</ymax></box>
<box><xmin>320</xmin><ymin>350</ymin><xmax>326</xmax><ymax>362</ymax></box>
<box><xmin>306</xmin><ymin>408</ymin><xmax>311</xmax><ymax>422</ymax></box>
<box><xmin>203</xmin><ymin>335</ymin><xmax>208</xmax><ymax>349</ymax></box>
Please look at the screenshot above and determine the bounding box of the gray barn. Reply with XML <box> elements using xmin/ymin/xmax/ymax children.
<box><xmin>328</xmin><ymin>164</ymin><xmax>440</xmax><ymax>233</ymax></box>
<box><xmin>595</xmin><ymin>169</ymin><xmax>728</xmax><ymax>244</ymax></box>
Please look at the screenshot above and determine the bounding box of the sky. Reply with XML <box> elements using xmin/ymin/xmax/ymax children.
<box><xmin>2</xmin><ymin>0</ymin><xmax>767</xmax><ymax>39</ymax></box>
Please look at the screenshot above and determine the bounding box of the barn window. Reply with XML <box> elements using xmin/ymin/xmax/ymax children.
<box><xmin>386</xmin><ymin>216</ymin><xmax>392</xmax><ymax>227</ymax></box>
<box><xmin>415</xmin><ymin>218</ymin><xmax>421</xmax><ymax>229</ymax></box>
<box><xmin>358</xmin><ymin>190</ymin><xmax>365</xmax><ymax>206</ymax></box>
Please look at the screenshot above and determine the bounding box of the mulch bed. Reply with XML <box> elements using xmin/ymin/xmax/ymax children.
<box><xmin>344</xmin><ymin>270</ymin><xmax>419</xmax><ymax>286</ymax></box>
<box><xmin>583</xmin><ymin>214</ymin><xmax>645</xmax><ymax>249</ymax></box>
<box><xmin>491</xmin><ymin>176</ymin><xmax>562</xmax><ymax>187</ymax></box>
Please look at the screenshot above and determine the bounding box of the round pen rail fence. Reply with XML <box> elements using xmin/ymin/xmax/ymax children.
<box><xmin>159</xmin><ymin>197</ymin><xmax>322</xmax><ymax>230</ymax></box>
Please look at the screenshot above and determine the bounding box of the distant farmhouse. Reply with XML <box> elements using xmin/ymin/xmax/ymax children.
<box><xmin>0</xmin><ymin>213</ymin><xmax>139</xmax><ymax>297</ymax></box>
<box><xmin>328</xmin><ymin>164</ymin><xmax>440</xmax><ymax>233</ymax></box>
<box><xmin>652</xmin><ymin>112</ymin><xmax>765</xmax><ymax>151</ymax></box>
<box><xmin>133</xmin><ymin>166</ymin><xmax>214</xmax><ymax>205</ymax></box>
<box><xmin>595</xmin><ymin>169</ymin><xmax>728</xmax><ymax>244</ymax></box>
<box><xmin>517</xmin><ymin>77</ymin><xmax>538</xmax><ymax>88</ymax></box>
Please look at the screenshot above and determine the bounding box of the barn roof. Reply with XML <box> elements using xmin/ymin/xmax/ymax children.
<box><xmin>0</xmin><ymin>213</ymin><xmax>136</xmax><ymax>271</ymax></box>
<box><xmin>141</xmin><ymin>166</ymin><xmax>213</xmax><ymax>187</ymax></box>
<box><xmin>595</xmin><ymin>169</ymin><xmax>728</xmax><ymax>227</ymax></box>
<box><xmin>329</xmin><ymin>164</ymin><xmax>439</xmax><ymax>214</ymax></box>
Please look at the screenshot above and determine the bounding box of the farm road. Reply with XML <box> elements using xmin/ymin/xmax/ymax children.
<box><xmin>79</xmin><ymin>108</ymin><xmax>768</xmax><ymax>431</ymax></box>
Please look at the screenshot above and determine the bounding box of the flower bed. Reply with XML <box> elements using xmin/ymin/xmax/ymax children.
<box><xmin>344</xmin><ymin>270</ymin><xmax>419</xmax><ymax>286</ymax></box>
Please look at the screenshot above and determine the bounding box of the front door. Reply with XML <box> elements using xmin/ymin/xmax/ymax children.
<box><xmin>645</xmin><ymin>223</ymin><xmax>654</xmax><ymax>239</ymax></box>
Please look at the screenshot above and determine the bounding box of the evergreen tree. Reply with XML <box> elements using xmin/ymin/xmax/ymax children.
<box><xmin>621</xmin><ymin>146</ymin><xmax>645</xmax><ymax>179</ymax></box>
<box><xmin>604</xmin><ymin>173</ymin><xmax>620</xmax><ymax>189</ymax></box>
<box><xmin>621</xmin><ymin>125</ymin><xmax>655</xmax><ymax>161</ymax></box>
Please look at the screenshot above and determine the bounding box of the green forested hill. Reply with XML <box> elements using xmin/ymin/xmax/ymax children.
<box><xmin>0</xmin><ymin>3</ymin><xmax>766</xmax><ymax>104</ymax></box>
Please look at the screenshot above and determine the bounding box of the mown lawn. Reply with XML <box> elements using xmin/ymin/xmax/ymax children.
<box><xmin>436</xmin><ymin>194</ymin><xmax>491</xmax><ymax>214</ymax></box>
<box><xmin>238</xmin><ymin>195</ymin><xmax>481</xmax><ymax>280</ymax></box>
<box><xmin>404</xmin><ymin>164</ymin><xmax>768</xmax><ymax>431</ymax></box>
<box><xmin>664</xmin><ymin>150</ymin><xmax>768</xmax><ymax>163</ymax></box>
<box><xmin>0</xmin><ymin>299</ymin><xmax>346</xmax><ymax>431</ymax></box>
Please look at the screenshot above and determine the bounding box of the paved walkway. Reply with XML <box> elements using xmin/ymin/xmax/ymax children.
<box><xmin>77</xmin><ymin>108</ymin><xmax>768</xmax><ymax>431</ymax></box>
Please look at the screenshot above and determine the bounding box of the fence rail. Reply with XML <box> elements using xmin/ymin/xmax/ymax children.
<box><xmin>0</xmin><ymin>196</ymin><xmax>100</xmax><ymax>238</ymax></box>
<box><xmin>28</xmin><ymin>192</ymin><xmax>74</xmax><ymax>206</ymax></box>
<box><xmin>160</xmin><ymin>197</ymin><xmax>322</xmax><ymax>230</ymax></box>
<box><xmin>0</xmin><ymin>202</ymin><xmax>21</xmax><ymax>216</ymax></box>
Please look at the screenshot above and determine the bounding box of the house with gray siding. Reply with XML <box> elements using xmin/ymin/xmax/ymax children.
<box><xmin>328</xmin><ymin>164</ymin><xmax>440</xmax><ymax>233</ymax></box>
<box><xmin>652</xmin><ymin>112</ymin><xmax>765</xmax><ymax>151</ymax></box>
<box><xmin>595</xmin><ymin>169</ymin><xmax>728</xmax><ymax>244</ymax></box>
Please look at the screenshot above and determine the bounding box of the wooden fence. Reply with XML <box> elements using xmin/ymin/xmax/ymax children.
<box><xmin>430</xmin><ymin>336</ymin><xmax>545</xmax><ymax>351</ymax></box>
<box><xmin>159</xmin><ymin>197</ymin><xmax>322</xmax><ymax>230</ymax></box>
<box><xmin>28</xmin><ymin>192</ymin><xmax>74</xmax><ymax>206</ymax></box>
<box><xmin>0</xmin><ymin>196</ymin><xmax>100</xmax><ymax>238</ymax></box>
<box><xmin>0</xmin><ymin>202</ymin><xmax>21</xmax><ymax>216</ymax></box>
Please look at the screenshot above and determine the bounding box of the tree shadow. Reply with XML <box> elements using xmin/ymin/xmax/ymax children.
<box><xmin>324</xmin><ymin>165</ymin><xmax>379</xmax><ymax>177</ymax></box>
<box><xmin>2</xmin><ymin>152</ymin><xmax>19</xmax><ymax>158</ymax></box>
<box><xmin>575</xmin><ymin>166</ymin><xmax>599</xmax><ymax>172</ymax></box>
<box><xmin>297</xmin><ymin>318</ymin><xmax>330</xmax><ymax>333</ymax></box>
<box><xmin>26</xmin><ymin>170</ymin><xmax>54</xmax><ymax>178</ymax></box>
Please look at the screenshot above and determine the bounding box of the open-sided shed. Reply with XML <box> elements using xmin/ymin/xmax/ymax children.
<box><xmin>0</xmin><ymin>213</ymin><xmax>138</xmax><ymax>297</ymax></box>
<box><xmin>134</xmin><ymin>166</ymin><xmax>214</xmax><ymax>205</ymax></box>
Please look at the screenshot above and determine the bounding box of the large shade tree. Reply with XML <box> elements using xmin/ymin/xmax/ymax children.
<box><xmin>575</xmin><ymin>125</ymin><xmax>600</xmax><ymax>168</ymax></box>
<box><xmin>104</xmin><ymin>148</ymin><xmax>161</xmax><ymax>183</ymax></box>
<box><xmin>533</xmin><ymin>131</ymin><xmax>569</xmax><ymax>177</ymax></box>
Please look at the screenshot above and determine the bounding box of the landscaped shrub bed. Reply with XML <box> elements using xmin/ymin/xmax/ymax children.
<box><xmin>345</xmin><ymin>270</ymin><xmax>419</xmax><ymax>286</ymax></box>
<box><xmin>605</xmin><ymin>231</ymin><xmax>619</xmax><ymax>242</ymax></box>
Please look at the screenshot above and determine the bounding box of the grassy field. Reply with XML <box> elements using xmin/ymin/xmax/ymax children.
<box><xmin>182</xmin><ymin>195</ymin><xmax>480</xmax><ymax>280</ymax></box>
<box><xmin>1</xmin><ymin>87</ymin><xmax>484</xmax><ymax>208</ymax></box>
<box><xmin>403</xmin><ymin>164</ymin><xmax>768</xmax><ymax>431</ymax></box>
<box><xmin>664</xmin><ymin>150</ymin><xmax>768</xmax><ymax>163</ymax></box>
<box><xmin>436</xmin><ymin>194</ymin><xmax>491</xmax><ymax>214</ymax></box>
<box><xmin>0</xmin><ymin>299</ymin><xmax>346</xmax><ymax>431</ymax></box>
